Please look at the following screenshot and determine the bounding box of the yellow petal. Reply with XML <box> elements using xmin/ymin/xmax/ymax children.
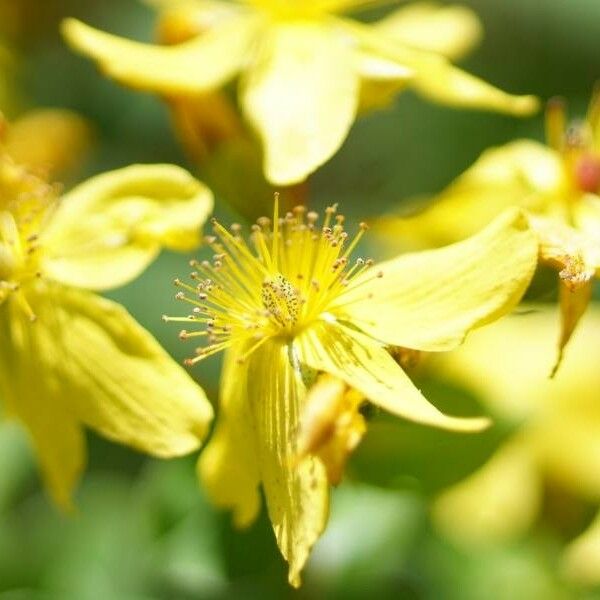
<box><xmin>562</xmin><ymin>510</ymin><xmax>600</xmax><ymax>586</ymax></box>
<box><xmin>241</xmin><ymin>21</ymin><xmax>359</xmax><ymax>185</ymax></box>
<box><xmin>338</xmin><ymin>208</ymin><xmax>537</xmax><ymax>352</ymax></box>
<box><xmin>26</xmin><ymin>282</ymin><xmax>213</xmax><ymax>457</ymax></box>
<box><xmin>296</xmin><ymin>321</ymin><xmax>490</xmax><ymax>432</ymax></box>
<box><xmin>61</xmin><ymin>14</ymin><xmax>260</xmax><ymax>95</ymax></box>
<box><xmin>197</xmin><ymin>346</ymin><xmax>261</xmax><ymax>529</ymax></box>
<box><xmin>5</xmin><ymin>109</ymin><xmax>92</xmax><ymax>179</ymax></box>
<box><xmin>349</xmin><ymin>23</ymin><xmax>538</xmax><ymax>116</ymax></box>
<box><xmin>0</xmin><ymin>294</ymin><xmax>85</xmax><ymax>510</ymax></box>
<box><xmin>436</xmin><ymin>305</ymin><xmax>600</xmax><ymax>503</ymax></box>
<box><xmin>41</xmin><ymin>164</ymin><xmax>213</xmax><ymax>290</ymax></box>
<box><xmin>356</xmin><ymin>52</ymin><xmax>412</xmax><ymax>112</ymax></box>
<box><xmin>573</xmin><ymin>194</ymin><xmax>600</xmax><ymax>273</ymax></box>
<box><xmin>553</xmin><ymin>278</ymin><xmax>593</xmax><ymax>376</ymax></box>
<box><xmin>373</xmin><ymin>2</ymin><xmax>483</xmax><ymax>61</ymax></box>
<box><xmin>531</xmin><ymin>413</ymin><xmax>600</xmax><ymax>500</ymax></box>
<box><xmin>435</xmin><ymin>306</ymin><xmax>600</xmax><ymax>422</ymax></box>
<box><xmin>529</xmin><ymin>213</ymin><xmax>599</xmax><ymax>371</ymax></box>
<box><xmin>248</xmin><ymin>340</ymin><xmax>329</xmax><ymax>587</ymax></box>
<box><xmin>432</xmin><ymin>438</ymin><xmax>541</xmax><ymax>545</ymax></box>
<box><xmin>410</xmin><ymin>59</ymin><xmax>539</xmax><ymax>116</ymax></box>
<box><xmin>376</xmin><ymin>140</ymin><xmax>562</xmax><ymax>251</ymax></box>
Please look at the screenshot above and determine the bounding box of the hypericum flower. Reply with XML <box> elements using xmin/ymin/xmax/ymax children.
<box><xmin>377</xmin><ymin>94</ymin><xmax>600</xmax><ymax>371</ymax></box>
<box><xmin>62</xmin><ymin>1</ymin><xmax>538</xmax><ymax>186</ymax></box>
<box><xmin>165</xmin><ymin>199</ymin><xmax>537</xmax><ymax>586</ymax></box>
<box><xmin>429</xmin><ymin>306</ymin><xmax>600</xmax><ymax>587</ymax></box>
<box><xmin>0</xmin><ymin>115</ymin><xmax>214</xmax><ymax>509</ymax></box>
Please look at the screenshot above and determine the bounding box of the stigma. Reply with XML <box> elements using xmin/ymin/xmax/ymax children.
<box><xmin>166</xmin><ymin>199</ymin><xmax>377</xmax><ymax>366</ymax></box>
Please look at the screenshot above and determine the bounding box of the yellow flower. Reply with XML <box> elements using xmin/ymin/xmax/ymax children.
<box><xmin>2</xmin><ymin>108</ymin><xmax>93</xmax><ymax>179</ymax></box>
<box><xmin>62</xmin><ymin>1</ymin><xmax>537</xmax><ymax>186</ymax></box>
<box><xmin>378</xmin><ymin>94</ymin><xmax>600</xmax><ymax>370</ymax></box>
<box><xmin>165</xmin><ymin>199</ymin><xmax>537</xmax><ymax>586</ymax></box>
<box><xmin>0</xmin><ymin>115</ymin><xmax>214</xmax><ymax>510</ymax></box>
<box><xmin>430</xmin><ymin>306</ymin><xmax>600</xmax><ymax>587</ymax></box>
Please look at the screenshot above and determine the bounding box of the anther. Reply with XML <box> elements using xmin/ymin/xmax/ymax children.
<box><xmin>257</xmin><ymin>216</ymin><xmax>271</xmax><ymax>228</ymax></box>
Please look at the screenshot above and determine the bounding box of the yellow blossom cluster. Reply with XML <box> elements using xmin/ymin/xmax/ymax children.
<box><xmin>0</xmin><ymin>0</ymin><xmax>597</xmax><ymax>590</ymax></box>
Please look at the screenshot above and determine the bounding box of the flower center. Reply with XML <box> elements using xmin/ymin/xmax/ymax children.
<box><xmin>0</xmin><ymin>154</ymin><xmax>57</xmax><ymax>316</ymax></box>
<box><xmin>261</xmin><ymin>273</ymin><xmax>301</xmax><ymax>326</ymax></box>
<box><xmin>166</xmin><ymin>201</ymin><xmax>375</xmax><ymax>365</ymax></box>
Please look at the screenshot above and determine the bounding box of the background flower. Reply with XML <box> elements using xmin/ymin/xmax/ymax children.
<box><xmin>0</xmin><ymin>115</ymin><xmax>214</xmax><ymax>508</ymax></box>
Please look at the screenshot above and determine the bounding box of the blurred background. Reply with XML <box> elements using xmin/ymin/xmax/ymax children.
<box><xmin>1</xmin><ymin>0</ymin><xmax>600</xmax><ymax>598</ymax></box>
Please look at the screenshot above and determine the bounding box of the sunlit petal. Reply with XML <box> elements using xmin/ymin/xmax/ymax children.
<box><xmin>41</xmin><ymin>164</ymin><xmax>213</xmax><ymax>290</ymax></box>
<box><xmin>0</xmin><ymin>294</ymin><xmax>85</xmax><ymax>510</ymax></box>
<box><xmin>373</xmin><ymin>2</ymin><xmax>483</xmax><ymax>60</ymax></box>
<box><xmin>338</xmin><ymin>209</ymin><xmax>537</xmax><ymax>351</ymax></box>
<box><xmin>62</xmin><ymin>15</ymin><xmax>261</xmax><ymax>95</ymax></box>
<box><xmin>296</xmin><ymin>321</ymin><xmax>490</xmax><ymax>432</ymax></box>
<box><xmin>242</xmin><ymin>21</ymin><xmax>359</xmax><ymax>185</ymax></box>
<box><xmin>248</xmin><ymin>340</ymin><xmax>329</xmax><ymax>587</ymax></box>
<box><xmin>27</xmin><ymin>283</ymin><xmax>213</xmax><ymax>458</ymax></box>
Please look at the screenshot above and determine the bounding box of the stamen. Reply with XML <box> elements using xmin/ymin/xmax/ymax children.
<box><xmin>167</xmin><ymin>197</ymin><xmax>378</xmax><ymax>367</ymax></box>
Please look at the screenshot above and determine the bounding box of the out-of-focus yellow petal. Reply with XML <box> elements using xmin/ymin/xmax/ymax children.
<box><xmin>41</xmin><ymin>164</ymin><xmax>213</xmax><ymax>290</ymax></box>
<box><xmin>338</xmin><ymin>208</ymin><xmax>537</xmax><ymax>352</ymax></box>
<box><xmin>198</xmin><ymin>346</ymin><xmax>261</xmax><ymax>529</ymax></box>
<box><xmin>432</xmin><ymin>438</ymin><xmax>541</xmax><ymax>545</ymax></box>
<box><xmin>168</xmin><ymin>92</ymin><xmax>243</xmax><ymax>163</ymax></box>
<box><xmin>356</xmin><ymin>52</ymin><xmax>412</xmax><ymax>112</ymax></box>
<box><xmin>27</xmin><ymin>282</ymin><xmax>213</xmax><ymax>458</ymax></box>
<box><xmin>376</xmin><ymin>140</ymin><xmax>562</xmax><ymax>250</ymax></box>
<box><xmin>0</xmin><ymin>294</ymin><xmax>85</xmax><ymax>510</ymax></box>
<box><xmin>531</xmin><ymin>413</ymin><xmax>600</xmax><ymax>501</ymax></box>
<box><xmin>553</xmin><ymin>279</ymin><xmax>593</xmax><ymax>375</ymax></box>
<box><xmin>248</xmin><ymin>340</ymin><xmax>329</xmax><ymax>588</ymax></box>
<box><xmin>296</xmin><ymin>321</ymin><xmax>490</xmax><ymax>432</ymax></box>
<box><xmin>5</xmin><ymin>109</ymin><xmax>92</xmax><ymax>179</ymax></box>
<box><xmin>61</xmin><ymin>15</ymin><xmax>261</xmax><ymax>95</ymax></box>
<box><xmin>241</xmin><ymin>21</ymin><xmax>359</xmax><ymax>185</ymax></box>
<box><xmin>373</xmin><ymin>2</ymin><xmax>483</xmax><ymax>61</ymax></box>
<box><xmin>410</xmin><ymin>59</ymin><xmax>539</xmax><ymax>116</ymax></box>
<box><xmin>349</xmin><ymin>24</ymin><xmax>538</xmax><ymax>116</ymax></box>
<box><xmin>434</xmin><ymin>307</ymin><xmax>600</xmax><ymax>421</ymax></box>
<box><xmin>563</xmin><ymin>510</ymin><xmax>600</xmax><ymax>586</ymax></box>
<box><xmin>153</xmin><ymin>0</ymin><xmax>242</xmax><ymax>46</ymax></box>
<box><xmin>573</xmin><ymin>194</ymin><xmax>600</xmax><ymax>272</ymax></box>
